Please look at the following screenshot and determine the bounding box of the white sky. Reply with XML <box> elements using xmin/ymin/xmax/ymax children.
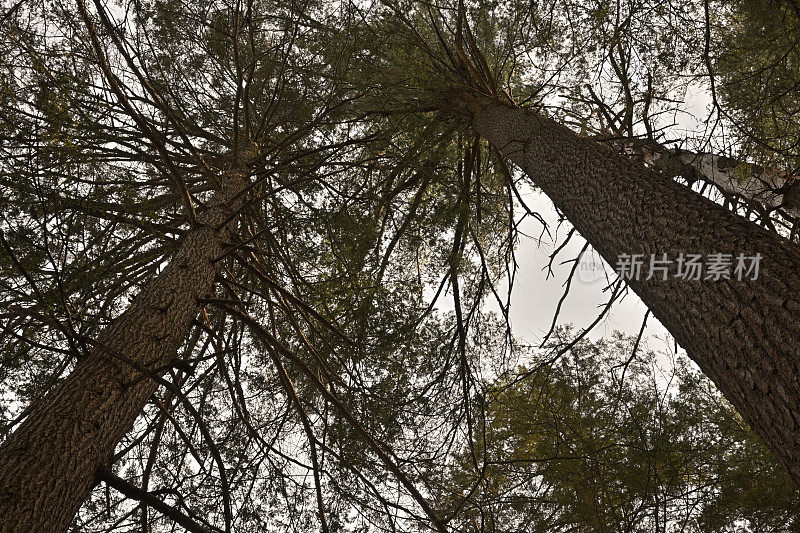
<box><xmin>503</xmin><ymin>86</ymin><xmax>715</xmax><ymax>356</ymax></box>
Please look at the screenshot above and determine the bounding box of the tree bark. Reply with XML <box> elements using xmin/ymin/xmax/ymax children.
<box><xmin>468</xmin><ymin>97</ymin><xmax>800</xmax><ymax>485</ymax></box>
<box><xmin>0</xmin><ymin>168</ymin><xmax>250</xmax><ymax>532</ymax></box>
<box><xmin>614</xmin><ymin>138</ymin><xmax>800</xmax><ymax>219</ymax></box>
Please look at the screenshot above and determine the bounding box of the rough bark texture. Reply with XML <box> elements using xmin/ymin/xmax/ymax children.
<box><xmin>616</xmin><ymin>138</ymin><xmax>800</xmax><ymax>218</ymax></box>
<box><xmin>470</xmin><ymin>98</ymin><xmax>800</xmax><ymax>485</ymax></box>
<box><xmin>0</xmin><ymin>168</ymin><xmax>250</xmax><ymax>532</ymax></box>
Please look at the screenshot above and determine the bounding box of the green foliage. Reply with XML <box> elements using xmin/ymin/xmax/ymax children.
<box><xmin>445</xmin><ymin>332</ymin><xmax>800</xmax><ymax>532</ymax></box>
<box><xmin>714</xmin><ymin>0</ymin><xmax>800</xmax><ymax>166</ymax></box>
<box><xmin>2</xmin><ymin>0</ymin><xmax>798</xmax><ymax>531</ymax></box>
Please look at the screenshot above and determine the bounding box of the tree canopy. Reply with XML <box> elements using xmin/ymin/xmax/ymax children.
<box><xmin>1</xmin><ymin>0</ymin><xmax>800</xmax><ymax>531</ymax></box>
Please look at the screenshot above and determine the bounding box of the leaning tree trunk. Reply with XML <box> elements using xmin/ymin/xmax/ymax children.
<box><xmin>468</xmin><ymin>96</ymin><xmax>800</xmax><ymax>485</ymax></box>
<box><xmin>0</xmin><ymin>167</ymin><xmax>250</xmax><ymax>532</ymax></box>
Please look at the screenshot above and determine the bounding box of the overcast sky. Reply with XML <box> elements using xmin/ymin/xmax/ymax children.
<box><xmin>502</xmin><ymin>86</ymin><xmax>715</xmax><ymax>361</ymax></box>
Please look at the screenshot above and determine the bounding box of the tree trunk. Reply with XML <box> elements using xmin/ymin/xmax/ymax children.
<box><xmin>0</xmin><ymin>168</ymin><xmax>250</xmax><ymax>532</ymax></box>
<box><xmin>469</xmin><ymin>97</ymin><xmax>800</xmax><ymax>485</ymax></box>
<box><xmin>615</xmin><ymin>138</ymin><xmax>800</xmax><ymax>219</ymax></box>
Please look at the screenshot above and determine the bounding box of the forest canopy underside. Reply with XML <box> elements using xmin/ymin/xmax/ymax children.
<box><xmin>1</xmin><ymin>0</ymin><xmax>800</xmax><ymax>531</ymax></box>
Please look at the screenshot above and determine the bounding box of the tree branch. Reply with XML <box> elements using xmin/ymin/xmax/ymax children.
<box><xmin>97</xmin><ymin>469</ymin><xmax>221</xmax><ymax>533</ymax></box>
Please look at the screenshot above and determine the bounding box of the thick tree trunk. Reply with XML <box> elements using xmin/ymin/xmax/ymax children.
<box><xmin>469</xmin><ymin>97</ymin><xmax>800</xmax><ymax>485</ymax></box>
<box><xmin>0</xmin><ymin>168</ymin><xmax>249</xmax><ymax>532</ymax></box>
